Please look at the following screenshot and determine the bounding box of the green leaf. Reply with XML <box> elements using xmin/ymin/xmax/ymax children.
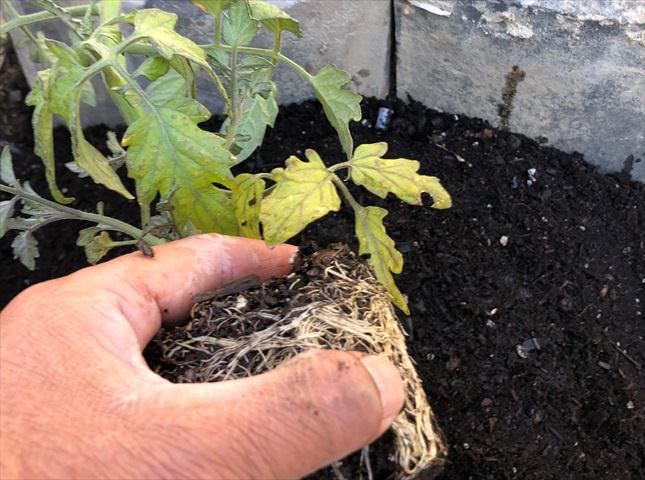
<box><xmin>248</xmin><ymin>0</ymin><xmax>302</xmax><ymax>38</ymax></box>
<box><xmin>231</xmin><ymin>173</ymin><xmax>265</xmax><ymax>239</ymax></box>
<box><xmin>1</xmin><ymin>146</ymin><xmax>17</xmax><ymax>186</ymax></box>
<box><xmin>131</xmin><ymin>9</ymin><xmax>208</xmax><ymax>66</ymax></box>
<box><xmin>122</xmin><ymin>95</ymin><xmax>238</xmax><ymax>235</ymax></box>
<box><xmin>60</xmin><ymin>62</ymin><xmax>131</xmax><ymax>199</ymax></box>
<box><xmin>135</xmin><ymin>56</ymin><xmax>170</xmax><ymax>80</ymax></box>
<box><xmin>25</xmin><ymin>71</ymin><xmax>74</xmax><ymax>204</ymax></box>
<box><xmin>205</xmin><ymin>47</ymin><xmax>230</xmax><ymax>71</ymax></box>
<box><xmin>11</xmin><ymin>231</ymin><xmax>39</xmax><ymax>271</ymax></box>
<box><xmin>0</xmin><ymin>199</ymin><xmax>17</xmax><ymax>238</ymax></box>
<box><xmin>77</xmin><ymin>225</ymin><xmax>102</xmax><ymax>247</ymax></box>
<box><xmin>223</xmin><ymin>0</ymin><xmax>258</xmax><ymax>46</ymax></box>
<box><xmin>349</xmin><ymin>142</ymin><xmax>452</xmax><ymax>208</ymax></box>
<box><xmin>355</xmin><ymin>206</ymin><xmax>409</xmax><ymax>314</ymax></box>
<box><xmin>232</xmin><ymin>87</ymin><xmax>278</xmax><ymax>162</ymax></box>
<box><xmin>310</xmin><ymin>64</ymin><xmax>362</xmax><ymax>160</ymax></box>
<box><xmin>145</xmin><ymin>69</ymin><xmax>188</xmax><ymax>106</ymax></box>
<box><xmin>77</xmin><ymin>229</ymin><xmax>114</xmax><ymax>264</ymax></box>
<box><xmin>260</xmin><ymin>149</ymin><xmax>340</xmax><ymax>244</ymax></box>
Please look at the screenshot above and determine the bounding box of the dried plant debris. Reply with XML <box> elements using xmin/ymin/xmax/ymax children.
<box><xmin>150</xmin><ymin>245</ymin><xmax>446</xmax><ymax>478</ymax></box>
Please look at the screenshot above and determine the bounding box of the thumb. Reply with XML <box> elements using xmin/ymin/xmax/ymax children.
<box><xmin>136</xmin><ymin>350</ymin><xmax>404</xmax><ymax>479</ymax></box>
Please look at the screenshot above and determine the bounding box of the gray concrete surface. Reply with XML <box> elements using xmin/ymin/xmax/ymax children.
<box><xmin>396</xmin><ymin>0</ymin><xmax>645</xmax><ymax>180</ymax></box>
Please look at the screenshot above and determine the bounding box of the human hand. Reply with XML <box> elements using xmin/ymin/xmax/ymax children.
<box><xmin>0</xmin><ymin>234</ymin><xmax>404</xmax><ymax>479</ymax></box>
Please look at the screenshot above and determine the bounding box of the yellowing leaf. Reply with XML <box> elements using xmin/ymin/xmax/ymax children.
<box><xmin>122</xmin><ymin>95</ymin><xmax>238</xmax><ymax>235</ymax></box>
<box><xmin>355</xmin><ymin>206</ymin><xmax>409</xmax><ymax>314</ymax></box>
<box><xmin>77</xmin><ymin>228</ymin><xmax>114</xmax><ymax>264</ymax></box>
<box><xmin>260</xmin><ymin>149</ymin><xmax>340</xmax><ymax>244</ymax></box>
<box><xmin>132</xmin><ymin>9</ymin><xmax>208</xmax><ymax>66</ymax></box>
<box><xmin>418</xmin><ymin>175</ymin><xmax>452</xmax><ymax>209</ymax></box>
<box><xmin>74</xmin><ymin>138</ymin><xmax>134</xmax><ymax>200</ymax></box>
<box><xmin>248</xmin><ymin>0</ymin><xmax>302</xmax><ymax>38</ymax></box>
<box><xmin>310</xmin><ymin>64</ymin><xmax>362</xmax><ymax>160</ymax></box>
<box><xmin>25</xmin><ymin>70</ymin><xmax>74</xmax><ymax>204</ymax></box>
<box><xmin>231</xmin><ymin>173</ymin><xmax>265</xmax><ymax>239</ymax></box>
<box><xmin>350</xmin><ymin>142</ymin><xmax>452</xmax><ymax>208</ymax></box>
<box><xmin>40</xmin><ymin>43</ymin><xmax>96</xmax><ymax>125</ymax></box>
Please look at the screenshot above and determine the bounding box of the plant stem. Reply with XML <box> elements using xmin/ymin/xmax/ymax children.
<box><xmin>107</xmin><ymin>239</ymin><xmax>139</xmax><ymax>248</ymax></box>
<box><xmin>32</xmin><ymin>0</ymin><xmax>83</xmax><ymax>40</ymax></box>
<box><xmin>331</xmin><ymin>174</ymin><xmax>362</xmax><ymax>212</ymax></box>
<box><xmin>111</xmin><ymin>62</ymin><xmax>156</xmax><ymax>112</ymax></box>
<box><xmin>267</xmin><ymin>33</ymin><xmax>281</xmax><ymax>76</ymax></box>
<box><xmin>224</xmin><ymin>45</ymin><xmax>240</xmax><ymax>150</ymax></box>
<box><xmin>213</xmin><ymin>10</ymin><xmax>222</xmax><ymax>45</ymax></box>
<box><xmin>211</xmin><ymin>42</ymin><xmax>312</xmax><ymax>85</ymax></box>
<box><xmin>1</xmin><ymin>1</ymin><xmax>48</xmax><ymax>60</ymax></box>
<box><xmin>328</xmin><ymin>161</ymin><xmax>351</xmax><ymax>173</ymax></box>
<box><xmin>0</xmin><ymin>184</ymin><xmax>165</xmax><ymax>245</ymax></box>
<box><xmin>0</xmin><ymin>2</ymin><xmax>96</xmax><ymax>35</ymax></box>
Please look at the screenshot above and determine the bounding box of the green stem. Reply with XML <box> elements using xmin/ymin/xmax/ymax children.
<box><xmin>331</xmin><ymin>174</ymin><xmax>362</xmax><ymax>212</ymax></box>
<box><xmin>213</xmin><ymin>10</ymin><xmax>222</xmax><ymax>45</ymax></box>
<box><xmin>138</xmin><ymin>191</ymin><xmax>151</xmax><ymax>230</ymax></box>
<box><xmin>0</xmin><ymin>2</ymin><xmax>97</xmax><ymax>35</ymax></box>
<box><xmin>1</xmin><ymin>1</ymin><xmax>48</xmax><ymax>60</ymax></box>
<box><xmin>72</xmin><ymin>57</ymin><xmax>112</xmax><ymax>89</ymax></box>
<box><xmin>107</xmin><ymin>239</ymin><xmax>139</xmax><ymax>248</ymax></box>
<box><xmin>267</xmin><ymin>33</ymin><xmax>281</xmax><ymax>76</ymax></box>
<box><xmin>328</xmin><ymin>161</ymin><xmax>350</xmax><ymax>173</ymax></box>
<box><xmin>32</xmin><ymin>0</ymin><xmax>83</xmax><ymax>40</ymax></box>
<box><xmin>0</xmin><ymin>184</ymin><xmax>165</xmax><ymax>245</ymax></box>
<box><xmin>224</xmin><ymin>46</ymin><xmax>240</xmax><ymax>150</ymax></box>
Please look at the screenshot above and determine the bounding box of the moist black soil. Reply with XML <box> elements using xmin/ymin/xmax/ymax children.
<box><xmin>1</xmin><ymin>43</ymin><xmax>643</xmax><ymax>479</ymax></box>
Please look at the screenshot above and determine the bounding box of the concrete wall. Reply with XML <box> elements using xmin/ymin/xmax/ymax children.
<box><xmin>396</xmin><ymin>0</ymin><xmax>644</xmax><ymax>180</ymax></box>
<box><xmin>8</xmin><ymin>0</ymin><xmax>645</xmax><ymax>180</ymax></box>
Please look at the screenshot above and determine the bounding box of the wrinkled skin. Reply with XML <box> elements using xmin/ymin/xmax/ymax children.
<box><xmin>0</xmin><ymin>234</ymin><xmax>404</xmax><ymax>479</ymax></box>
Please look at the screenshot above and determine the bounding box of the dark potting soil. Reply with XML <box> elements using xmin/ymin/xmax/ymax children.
<box><xmin>1</xmin><ymin>43</ymin><xmax>644</xmax><ymax>479</ymax></box>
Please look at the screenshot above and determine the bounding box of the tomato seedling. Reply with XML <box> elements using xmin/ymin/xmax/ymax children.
<box><xmin>0</xmin><ymin>0</ymin><xmax>451</xmax><ymax>312</ymax></box>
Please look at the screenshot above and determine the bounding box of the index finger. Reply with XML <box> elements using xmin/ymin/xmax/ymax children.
<box><xmin>66</xmin><ymin>234</ymin><xmax>297</xmax><ymax>346</ymax></box>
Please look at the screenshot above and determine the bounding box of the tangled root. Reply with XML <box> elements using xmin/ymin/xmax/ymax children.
<box><xmin>153</xmin><ymin>245</ymin><xmax>446</xmax><ymax>478</ymax></box>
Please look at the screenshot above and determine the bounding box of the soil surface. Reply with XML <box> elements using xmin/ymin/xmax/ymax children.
<box><xmin>2</xmin><ymin>43</ymin><xmax>644</xmax><ymax>479</ymax></box>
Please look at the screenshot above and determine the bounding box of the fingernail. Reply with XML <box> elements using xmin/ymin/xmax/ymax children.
<box><xmin>360</xmin><ymin>356</ymin><xmax>404</xmax><ymax>420</ymax></box>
